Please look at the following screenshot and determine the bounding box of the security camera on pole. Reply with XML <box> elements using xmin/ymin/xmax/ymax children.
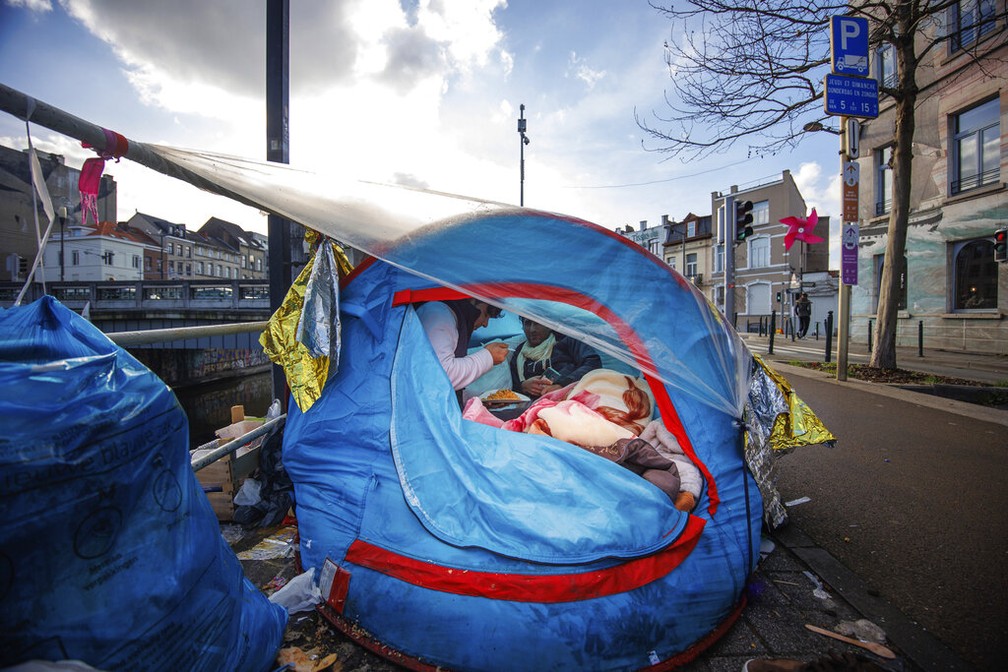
<box><xmin>823</xmin><ymin>14</ymin><xmax>878</xmax><ymax>381</ymax></box>
<box><xmin>518</xmin><ymin>104</ymin><xmax>530</xmax><ymax>206</ymax></box>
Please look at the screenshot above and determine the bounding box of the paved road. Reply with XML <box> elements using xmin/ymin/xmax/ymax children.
<box><xmin>770</xmin><ymin>365</ymin><xmax>1008</xmax><ymax>671</ymax></box>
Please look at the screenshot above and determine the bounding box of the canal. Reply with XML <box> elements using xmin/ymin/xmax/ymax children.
<box><xmin>173</xmin><ymin>371</ymin><xmax>275</xmax><ymax>449</ymax></box>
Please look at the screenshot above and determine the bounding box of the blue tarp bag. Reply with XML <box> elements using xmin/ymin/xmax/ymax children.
<box><xmin>0</xmin><ymin>296</ymin><xmax>287</xmax><ymax>671</ymax></box>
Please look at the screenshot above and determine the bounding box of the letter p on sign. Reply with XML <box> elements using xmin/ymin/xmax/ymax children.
<box><xmin>830</xmin><ymin>16</ymin><xmax>869</xmax><ymax>77</ymax></box>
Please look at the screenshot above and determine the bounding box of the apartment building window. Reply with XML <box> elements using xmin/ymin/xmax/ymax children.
<box><xmin>72</xmin><ymin>250</ymin><xmax>80</xmax><ymax>265</ymax></box>
<box><xmin>873</xmin><ymin>254</ymin><xmax>908</xmax><ymax>311</ymax></box>
<box><xmin>949</xmin><ymin>0</ymin><xmax>996</xmax><ymax>52</ymax></box>
<box><xmin>952</xmin><ymin>238</ymin><xmax>997</xmax><ymax>310</ymax></box>
<box><xmin>875</xmin><ymin>43</ymin><xmax>897</xmax><ymax>89</ymax></box>
<box><xmin>876</xmin><ymin>145</ymin><xmax>893</xmax><ymax>215</ymax></box>
<box><xmin>687</xmin><ymin>221</ymin><xmax>696</xmax><ymax>237</ymax></box>
<box><xmin>103</xmin><ymin>251</ymin><xmax>114</xmax><ymax>266</ymax></box>
<box><xmin>752</xmin><ymin>200</ymin><xmax>769</xmax><ymax>226</ymax></box>
<box><xmin>196</xmin><ymin>261</ymin><xmax>204</xmax><ymax>275</ymax></box>
<box><xmin>132</xmin><ymin>255</ymin><xmax>140</xmax><ymax>269</ymax></box>
<box><xmin>167</xmin><ymin>242</ymin><xmax>174</xmax><ymax>255</ymax></box>
<box><xmin>144</xmin><ymin>257</ymin><xmax>151</xmax><ymax>271</ymax></box>
<box><xmin>951</xmin><ymin>97</ymin><xmax>1000</xmax><ymax>194</ymax></box>
<box><xmin>746</xmin><ymin>282</ymin><xmax>771</xmax><ymax>315</ymax></box>
<box><xmin>749</xmin><ymin>236</ymin><xmax>770</xmax><ymax>269</ymax></box>
<box><xmin>715</xmin><ymin>244</ymin><xmax>724</xmax><ymax>273</ymax></box>
<box><xmin>186</xmin><ymin>263</ymin><xmax>192</xmax><ymax>276</ymax></box>
<box><xmin>685</xmin><ymin>253</ymin><xmax>698</xmax><ymax>278</ymax></box>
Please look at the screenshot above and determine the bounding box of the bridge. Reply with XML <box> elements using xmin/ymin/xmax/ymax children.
<box><xmin>0</xmin><ymin>279</ymin><xmax>271</xmax><ymax>351</ymax></box>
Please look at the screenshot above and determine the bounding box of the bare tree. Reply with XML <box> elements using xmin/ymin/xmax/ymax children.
<box><xmin>641</xmin><ymin>0</ymin><xmax>1006</xmax><ymax>369</ymax></box>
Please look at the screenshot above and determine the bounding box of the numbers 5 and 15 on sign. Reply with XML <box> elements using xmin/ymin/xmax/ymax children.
<box><xmin>824</xmin><ymin>74</ymin><xmax>879</xmax><ymax>118</ymax></box>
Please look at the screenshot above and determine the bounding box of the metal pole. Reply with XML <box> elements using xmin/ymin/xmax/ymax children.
<box><xmin>724</xmin><ymin>194</ymin><xmax>736</xmax><ymax>321</ymax></box>
<box><xmin>836</xmin><ymin>116</ymin><xmax>850</xmax><ymax>382</ymax></box>
<box><xmin>58</xmin><ymin>207</ymin><xmax>66</xmax><ymax>282</ymax></box>
<box><xmin>836</xmin><ymin>285</ymin><xmax>849</xmax><ymax>377</ymax></box>
<box><xmin>768</xmin><ymin>310</ymin><xmax>776</xmax><ymax>354</ymax></box>
<box><xmin>267</xmin><ymin>0</ymin><xmax>292</xmax><ymax>411</ymax></box>
<box><xmin>108</xmin><ymin>320</ymin><xmax>269</xmax><ymax>347</ymax></box>
<box><xmin>518</xmin><ymin>104</ymin><xmax>527</xmax><ymax>207</ymax></box>
<box><xmin>191</xmin><ymin>415</ymin><xmax>286</xmax><ymax>472</ymax></box>
<box><xmin>825</xmin><ymin>310</ymin><xmax>834</xmax><ymax>364</ymax></box>
<box><xmin>918</xmin><ymin>320</ymin><xmax>924</xmax><ymax>357</ymax></box>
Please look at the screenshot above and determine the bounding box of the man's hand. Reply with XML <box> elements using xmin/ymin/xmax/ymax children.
<box><xmin>484</xmin><ymin>341</ymin><xmax>510</xmax><ymax>365</ymax></box>
<box><xmin>521</xmin><ymin>375</ymin><xmax>560</xmax><ymax>397</ymax></box>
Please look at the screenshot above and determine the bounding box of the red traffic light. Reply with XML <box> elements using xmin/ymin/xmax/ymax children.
<box><xmin>995</xmin><ymin>228</ymin><xmax>1008</xmax><ymax>263</ymax></box>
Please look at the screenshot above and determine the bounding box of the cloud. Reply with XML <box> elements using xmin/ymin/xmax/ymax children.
<box><xmin>566</xmin><ymin>51</ymin><xmax>605</xmax><ymax>90</ymax></box>
<box><xmin>791</xmin><ymin>161</ymin><xmax>843</xmax><ymax>269</ymax></box>
<box><xmin>792</xmin><ymin>161</ymin><xmax>840</xmax><ymax>220</ymax></box>
<box><xmin>9</xmin><ymin>0</ymin><xmax>52</xmax><ymax>11</ymax></box>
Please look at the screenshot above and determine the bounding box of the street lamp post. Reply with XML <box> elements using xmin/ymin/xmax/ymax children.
<box><xmin>517</xmin><ymin>104</ymin><xmax>530</xmax><ymax>206</ymax></box>
<box><xmin>58</xmin><ymin>206</ymin><xmax>67</xmax><ymax>282</ymax></box>
<box><xmin>802</xmin><ymin>120</ymin><xmax>849</xmax><ymax>380</ymax></box>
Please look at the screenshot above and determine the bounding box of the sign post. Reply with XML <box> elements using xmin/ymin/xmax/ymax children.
<box><xmin>825</xmin><ymin>15</ymin><xmax>875</xmax><ymax>381</ymax></box>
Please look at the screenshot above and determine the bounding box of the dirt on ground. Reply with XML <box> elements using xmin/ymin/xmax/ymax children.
<box><xmin>787</xmin><ymin>361</ymin><xmax>1008</xmax><ymax>408</ymax></box>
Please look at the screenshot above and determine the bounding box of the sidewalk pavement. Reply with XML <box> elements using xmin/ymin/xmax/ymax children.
<box><xmin>740</xmin><ymin>331</ymin><xmax>1008</xmax><ymax>386</ymax></box>
<box><xmin>231</xmin><ymin>350</ymin><xmax>1000</xmax><ymax>672</ymax></box>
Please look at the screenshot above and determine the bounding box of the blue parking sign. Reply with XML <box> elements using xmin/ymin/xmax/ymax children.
<box><xmin>831</xmin><ymin>16</ymin><xmax>869</xmax><ymax>77</ymax></box>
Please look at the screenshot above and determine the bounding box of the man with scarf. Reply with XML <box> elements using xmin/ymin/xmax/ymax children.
<box><xmin>417</xmin><ymin>298</ymin><xmax>510</xmax><ymax>394</ymax></box>
<box><xmin>509</xmin><ymin>318</ymin><xmax>602</xmax><ymax>398</ymax></box>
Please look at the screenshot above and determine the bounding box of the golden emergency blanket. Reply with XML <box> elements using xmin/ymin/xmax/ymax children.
<box><xmin>259</xmin><ymin>232</ymin><xmax>353</xmax><ymax>412</ymax></box>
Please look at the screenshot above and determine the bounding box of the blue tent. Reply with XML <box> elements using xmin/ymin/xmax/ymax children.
<box><xmin>283</xmin><ymin>209</ymin><xmax>761</xmax><ymax>671</ymax></box>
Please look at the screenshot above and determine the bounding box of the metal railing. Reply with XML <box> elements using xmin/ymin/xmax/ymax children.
<box><xmin>0</xmin><ymin>279</ymin><xmax>270</xmax><ymax>311</ymax></box>
<box><xmin>190</xmin><ymin>414</ymin><xmax>286</xmax><ymax>473</ymax></box>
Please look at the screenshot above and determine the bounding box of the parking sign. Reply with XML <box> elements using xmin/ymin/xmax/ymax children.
<box><xmin>831</xmin><ymin>16</ymin><xmax>869</xmax><ymax>77</ymax></box>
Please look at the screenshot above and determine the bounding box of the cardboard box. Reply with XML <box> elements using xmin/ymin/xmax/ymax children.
<box><xmin>192</xmin><ymin>405</ymin><xmax>264</xmax><ymax>521</ymax></box>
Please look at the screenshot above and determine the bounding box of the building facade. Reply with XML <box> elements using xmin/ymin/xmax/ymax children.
<box><xmin>710</xmin><ymin>170</ymin><xmax>833</xmax><ymax>330</ymax></box>
<box><xmin>40</xmin><ymin>221</ymin><xmax>148</xmax><ymax>282</ymax></box>
<box><xmin>0</xmin><ymin>144</ymin><xmax>116</xmax><ymax>282</ymax></box>
<box><xmin>854</xmin><ymin>6</ymin><xmax>1007</xmax><ymax>354</ymax></box>
<box><xmin>662</xmin><ymin>212</ymin><xmax>713</xmax><ymax>292</ymax></box>
<box><xmin>199</xmin><ymin>217</ymin><xmax>268</xmax><ymax>280</ymax></box>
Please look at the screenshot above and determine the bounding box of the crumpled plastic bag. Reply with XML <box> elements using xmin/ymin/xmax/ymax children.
<box><xmin>268</xmin><ymin>568</ymin><xmax>322</xmax><ymax>614</ymax></box>
<box><xmin>0</xmin><ymin>296</ymin><xmax>287</xmax><ymax>671</ymax></box>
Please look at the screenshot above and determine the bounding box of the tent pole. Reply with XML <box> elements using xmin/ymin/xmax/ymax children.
<box><xmin>0</xmin><ymin>82</ymin><xmax>276</xmax><ymax>217</ymax></box>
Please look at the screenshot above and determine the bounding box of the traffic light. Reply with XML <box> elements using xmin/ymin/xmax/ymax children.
<box><xmin>995</xmin><ymin>228</ymin><xmax>1008</xmax><ymax>263</ymax></box>
<box><xmin>735</xmin><ymin>200</ymin><xmax>754</xmax><ymax>243</ymax></box>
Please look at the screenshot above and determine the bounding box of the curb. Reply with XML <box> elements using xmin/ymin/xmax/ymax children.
<box><xmin>771</xmin><ymin>524</ymin><xmax>975</xmax><ymax>672</ymax></box>
<box><xmin>765</xmin><ymin>359</ymin><xmax>1008</xmax><ymax>428</ymax></box>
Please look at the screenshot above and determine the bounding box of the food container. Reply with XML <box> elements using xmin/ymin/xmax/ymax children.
<box><xmin>480</xmin><ymin>390</ymin><xmax>531</xmax><ymax>421</ymax></box>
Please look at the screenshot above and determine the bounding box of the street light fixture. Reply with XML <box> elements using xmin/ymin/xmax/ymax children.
<box><xmin>518</xmin><ymin>104</ymin><xmax>530</xmax><ymax>206</ymax></box>
<box><xmin>802</xmin><ymin>120</ymin><xmax>840</xmax><ymax>135</ymax></box>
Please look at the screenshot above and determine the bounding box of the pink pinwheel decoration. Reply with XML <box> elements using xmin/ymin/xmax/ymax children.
<box><xmin>780</xmin><ymin>208</ymin><xmax>824</xmax><ymax>251</ymax></box>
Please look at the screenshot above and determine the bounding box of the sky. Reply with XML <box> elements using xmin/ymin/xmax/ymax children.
<box><xmin>0</xmin><ymin>0</ymin><xmax>843</xmax><ymax>267</ymax></box>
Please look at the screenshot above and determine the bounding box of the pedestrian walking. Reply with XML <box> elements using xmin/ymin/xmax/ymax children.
<box><xmin>794</xmin><ymin>292</ymin><xmax>812</xmax><ymax>339</ymax></box>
